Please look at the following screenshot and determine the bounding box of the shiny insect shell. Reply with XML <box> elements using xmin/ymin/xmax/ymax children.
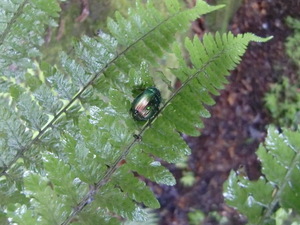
<box><xmin>131</xmin><ymin>87</ymin><xmax>161</xmax><ymax>121</ymax></box>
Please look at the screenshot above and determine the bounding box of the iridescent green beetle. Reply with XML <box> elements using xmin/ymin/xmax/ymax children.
<box><xmin>131</xmin><ymin>87</ymin><xmax>161</xmax><ymax>121</ymax></box>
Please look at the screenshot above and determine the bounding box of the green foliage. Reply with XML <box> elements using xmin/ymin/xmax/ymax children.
<box><xmin>0</xmin><ymin>0</ymin><xmax>271</xmax><ymax>224</ymax></box>
<box><xmin>41</xmin><ymin>0</ymin><xmax>133</xmax><ymax>64</ymax></box>
<box><xmin>286</xmin><ymin>17</ymin><xmax>300</xmax><ymax>67</ymax></box>
<box><xmin>274</xmin><ymin>208</ymin><xmax>300</xmax><ymax>225</ymax></box>
<box><xmin>224</xmin><ymin>126</ymin><xmax>300</xmax><ymax>225</ymax></box>
<box><xmin>180</xmin><ymin>171</ymin><xmax>196</xmax><ymax>187</ymax></box>
<box><xmin>0</xmin><ymin>0</ymin><xmax>60</xmax><ymax>82</ymax></box>
<box><xmin>188</xmin><ymin>210</ymin><xmax>229</xmax><ymax>225</ymax></box>
<box><xmin>124</xmin><ymin>208</ymin><xmax>159</xmax><ymax>225</ymax></box>
<box><xmin>264</xmin><ymin>77</ymin><xmax>300</xmax><ymax>128</ymax></box>
<box><xmin>188</xmin><ymin>210</ymin><xmax>206</xmax><ymax>225</ymax></box>
<box><xmin>264</xmin><ymin>17</ymin><xmax>300</xmax><ymax>128</ymax></box>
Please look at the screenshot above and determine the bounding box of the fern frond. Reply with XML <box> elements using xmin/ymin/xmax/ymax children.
<box><xmin>0</xmin><ymin>0</ymin><xmax>223</xmax><ymax>178</ymax></box>
<box><xmin>224</xmin><ymin>126</ymin><xmax>300</xmax><ymax>224</ymax></box>
<box><xmin>0</xmin><ymin>0</ymin><xmax>60</xmax><ymax>82</ymax></box>
<box><xmin>155</xmin><ymin>33</ymin><xmax>271</xmax><ymax>136</ymax></box>
<box><xmin>124</xmin><ymin>208</ymin><xmax>159</xmax><ymax>225</ymax></box>
<box><xmin>58</xmin><ymin>32</ymin><xmax>270</xmax><ymax>224</ymax></box>
<box><xmin>0</xmin><ymin>0</ymin><xmax>272</xmax><ymax>224</ymax></box>
<box><xmin>0</xmin><ymin>0</ymin><xmax>61</xmax><ymax>187</ymax></box>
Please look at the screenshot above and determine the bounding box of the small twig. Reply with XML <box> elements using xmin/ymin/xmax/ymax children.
<box><xmin>56</xmin><ymin>18</ymin><xmax>65</xmax><ymax>41</ymax></box>
<box><xmin>44</xmin><ymin>27</ymin><xmax>52</xmax><ymax>44</ymax></box>
<box><xmin>76</xmin><ymin>0</ymin><xmax>90</xmax><ymax>23</ymax></box>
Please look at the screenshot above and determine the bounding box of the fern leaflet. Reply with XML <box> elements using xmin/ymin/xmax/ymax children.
<box><xmin>224</xmin><ymin>126</ymin><xmax>300</xmax><ymax>224</ymax></box>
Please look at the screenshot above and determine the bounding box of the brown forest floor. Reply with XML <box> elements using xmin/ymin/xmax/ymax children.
<box><xmin>155</xmin><ymin>0</ymin><xmax>300</xmax><ymax>224</ymax></box>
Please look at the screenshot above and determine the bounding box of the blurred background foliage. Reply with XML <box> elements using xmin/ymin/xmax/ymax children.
<box><xmin>264</xmin><ymin>16</ymin><xmax>300</xmax><ymax>129</ymax></box>
<box><xmin>41</xmin><ymin>0</ymin><xmax>130</xmax><ymax>64</ymax></box>
<box><xmin>286</xmin><ymin>16</ymin><xmax>300</xmax><ymax>67</ymax></box>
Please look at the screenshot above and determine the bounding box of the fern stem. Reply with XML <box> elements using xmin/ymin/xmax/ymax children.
<box><xmin>0</xmin><ymin>0</ymin><xmax>29</xmax><ymax>45</ymax></box>
<box><xmin>0</xmin><ymin>2</ymin><xmax>179</xmax><ymax>178</ymax></box>
<box><xmin>259</xmin><ymin>137</ymin><xmax>300</xmax><ymax>224</ymax></box>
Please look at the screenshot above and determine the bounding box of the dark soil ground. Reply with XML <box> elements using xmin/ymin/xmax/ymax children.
<box><xmin>155</xmin><ymin>0</ymin><xmax>300</xmax><ymax>224</ymax></box>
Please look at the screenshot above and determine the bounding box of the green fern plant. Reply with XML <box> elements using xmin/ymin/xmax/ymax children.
<box><xmin>286</xmin><ymin>16</ymin><xmax>300</xmax><ymax>67</ymax></box>
<box><xmin>264</xmin><ymin>77</ymin><xmax>300</xmax><ymax>128</ymax></box>
<box><xmin>124</xmin><ymin>208</ymin><xmax>159</xmax><ymax>225</ymax></box>
<box><xmin>224</xmin><ymin>126</ymin><xmax>300</xmax><ymax>225</ymax></box>
<box><xmin>264</xmin><ymin>16</ymin><xmax>300</xmax><ymax>129</ymax></box>
<box><xmin>188</xmin><ymin>209</ymin><xmax>229</xmax><ymax>225</ymax></box>
<box><xmin>0</xmin><ymin>0</ymin><xmax>271</xmax><ymax>224</ymax></box>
